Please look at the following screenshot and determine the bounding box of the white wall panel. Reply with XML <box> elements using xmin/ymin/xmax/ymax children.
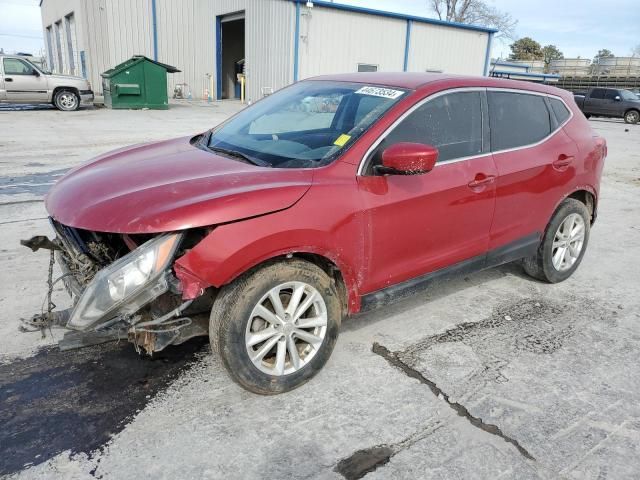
<box><xmin>41</xmin><ymin>0</ymin><xmax>489</xmax><ymax>101</ymax></box>
<box><xmin>298</xmin><ymin>7</ymin><xmax>406</xmax><ymax>79</ymax></box>
<box><xmin>408</xmin><ymin>22</ymin><xmax>488</xmax><ymax>75</ymax></box>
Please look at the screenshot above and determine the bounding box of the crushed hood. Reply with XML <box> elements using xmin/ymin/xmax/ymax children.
<box><xmin>46</xmin><ymin>136</ymin><xmax>313</xmax><ymax>233</ymax></box>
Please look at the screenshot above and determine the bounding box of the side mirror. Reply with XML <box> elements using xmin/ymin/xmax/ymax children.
<box><xmin>376</xmin><ymin>142</ymin><xmax>439</xmax><ymax>175</ymax></box>
<box><xmin>32</xmin><ymin>70</ymin><xmax>40</xmax><ymax>77</ymax></box>
<box><xmin>614</xmin><ymin>95</ymin><xmax>621</xmax><ymax>101</ymax></box>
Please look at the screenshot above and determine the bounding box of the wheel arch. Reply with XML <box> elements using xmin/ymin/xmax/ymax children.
<box><xmin>176</xmin><ymin>244</ymin><xmax>361</xmax><ymax>315</ymax></box>
<box><xmin>51</xmin><ymin>86</ymin><xmax>79</xmax><ymax>103</ymax></box>
<box><xmin>566</xmin><ymin>188</ymin><xmax>596</xmax><ymax>223</ymax></box>
<box><xmin>624</xmin><ymin>108</ymin><xmax>640</xmax><ymax>121</ymax></box>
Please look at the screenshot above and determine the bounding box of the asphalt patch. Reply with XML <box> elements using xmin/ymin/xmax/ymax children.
<box><xmin>335</xmin><ymin>446</ymin><xmax>394</xmax><ymax>480</ymax></box>
<box><xmin>0</xmin><ymin>338</ymin><xmax>207</xmax><ymax>475</ymax></box>
<box><xmin>0</xmin><ymin>168</ymin><xmax>69</xmax><ymax>196</ymax></box>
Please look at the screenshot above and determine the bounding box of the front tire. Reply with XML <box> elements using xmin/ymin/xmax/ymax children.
<box><xmin>624</xmin><ymin>109</ymin><xmax>639</xmax><ymax>124</ymax></box>
<box><xmin>523</xmin><ymin>198</ymin><xmax>590</xmax><ymax>283</ymax></box>
<box><xmin>210</xmin><ymin>259</ymin><xmax>342</xmax><ymax>395</ymax></box>
<box><xmin>54</xmin><ymin>89</ymin><xmax>80</xmax><ymax>111</ymax></box>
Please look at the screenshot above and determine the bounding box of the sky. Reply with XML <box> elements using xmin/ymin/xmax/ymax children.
<box><xmin>0</xmin><ymin>0</ymin><xmax>638</xmax><ymax>60</ymax></box>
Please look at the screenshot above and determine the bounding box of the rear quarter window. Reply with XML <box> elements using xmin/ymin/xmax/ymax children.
<box><xmin>488</xmin><ymin>91</ymin><xmax>551</xmax><ymax>151</ymax></box>
<box><xmin>549</xmin><ymin>98</ymin><xmax>571</xmax><ymax>125</ymax></box>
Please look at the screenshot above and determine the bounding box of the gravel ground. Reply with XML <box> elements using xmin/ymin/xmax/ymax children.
<box><xmin>0</xmin><ymin>103</ymin><xmax>639</xmax><ymax>479</ymax></box>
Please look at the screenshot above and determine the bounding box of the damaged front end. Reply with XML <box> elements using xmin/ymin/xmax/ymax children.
<box><xmin>21</xmin><ymin>220</ymin><xmax>212</xmax><ymax>353</ymax></box>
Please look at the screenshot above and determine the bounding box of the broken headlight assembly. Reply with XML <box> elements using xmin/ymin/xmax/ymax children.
<box><xmin>67</xmin><ymin>233</ymin><xmax>182</xmax><ymax>330</ymax></box>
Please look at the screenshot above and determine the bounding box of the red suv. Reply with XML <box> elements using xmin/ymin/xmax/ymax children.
<box><xmin>26</xmin><ymin>73</ymin><xmax>606</xmax><ymax>394</ymax></box>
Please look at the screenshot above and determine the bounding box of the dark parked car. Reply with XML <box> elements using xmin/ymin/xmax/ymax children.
<box><xmin>24</xmin><ymin>73</ymin><xmax>606</xmax><ymax>394</ymax></box>
<box><xmin>574</xmin><ymin>87</ymin><xmax>640</xmax><ymax>124</ymax></box>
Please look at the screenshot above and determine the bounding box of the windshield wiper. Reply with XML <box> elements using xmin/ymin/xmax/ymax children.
<box><xmin>207</xmin><ymin>145</ymin><xmax>270</xmax><ymax>167</ymax></box>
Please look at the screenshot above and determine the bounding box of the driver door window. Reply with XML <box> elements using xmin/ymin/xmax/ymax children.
<box><xmin>368</xmin><ymin>91</ymin><xmax>483</xmax><ymax>172</ymax></box>
<box><xmin>3</xmin><ymin>58</ymin><xmax>36</xmax><ymax>75</ymax></box>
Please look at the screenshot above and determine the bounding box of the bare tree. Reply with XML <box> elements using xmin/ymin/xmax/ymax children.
<box><xmin>632</xmin><ymin>44</ymin><xmax>640</xmax><ymax>57</ymax></box>
<box><xmin>430</xmin><ymin>0</ymin><xmax>517</xmax><ymax>39</ymax></box>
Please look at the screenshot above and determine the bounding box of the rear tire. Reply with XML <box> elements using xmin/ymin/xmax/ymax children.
<box><xmin>624</xmin><ymin>109</ymin><xmax>639</xmax><ymax>124</ymax></box>
<box><xmin>210</xmin><ymin>259</ymin><xmax>342</xmax><ymax>395</ymax></box>
<box><xmin>523</xmin><ymin>198</ymin><xmax>590</xmax><ymax>283</ymax></box>
<box><xmin>54</xmin><ymin>89</ymin><xmax>80</xmax><ymax>111</ymax></box>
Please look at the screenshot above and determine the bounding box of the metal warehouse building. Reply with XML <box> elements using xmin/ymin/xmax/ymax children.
<box><xmin>40</xmin><ymin>0</ymin><xmax>496</xmax><ymax>102</ymax></box>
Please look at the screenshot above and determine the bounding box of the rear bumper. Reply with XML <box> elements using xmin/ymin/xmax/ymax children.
<box><xmin>80</xmin><ymin>90</ymin><xmax>94</xmax><ymax>105</ymax></box>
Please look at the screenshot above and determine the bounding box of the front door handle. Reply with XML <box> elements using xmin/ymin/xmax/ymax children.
<box><xmin>552</xmin><ymin>154</ymin><xmax>574</xmax><ymax>171</ymax></box>
<box><xmin>5</xmin><ymin>78</ymin><xmax>13</xmax><ymax>82</ymax></box>
<box><xmin>468</xmin><ymin>174</ymin><xmax>496</xmax><ymax>189</ymax></box>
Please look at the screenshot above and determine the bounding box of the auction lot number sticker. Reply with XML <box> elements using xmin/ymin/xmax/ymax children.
<box><xmin>355</xmin><ymin>86</ymin><xmax>404</xmax><ymax>99</ymax></box>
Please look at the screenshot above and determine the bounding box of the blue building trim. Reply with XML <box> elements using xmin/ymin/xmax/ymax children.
<box><xmin>151</xmin><ymin>0</ymin><xmax>158</xmax><ymax>61</ymax></box>
<box><xmin>403</xmin><ymin>20</ymin><xmax>412</xmax><ymax>72</ymax></box>
<box><xmin>215</xmin><ymin>16</ymin><xmax>222</xmax><ymax>99</ymax></box>
<box><xmin>293</xmin><ymin>1</ymin><xmax>301</xmax><ymax>81</ymax></box>
<box><xmin>288</xmin><ymin>0</ymin><xmax>498</xmax><ymax>34</ymax></box>
<box><xmin>483</xmin><ymin>32</ymin><xmax>493</xmax><ymax>76</ymax></box>
<box><xmin>492</xmin><ymin>60</ymin><xmax>531</xmax><ymax>70</ymax></box>
<box><xmin>80</xmin><ymin>51</ymin><xmax>87</xmax><ymax>78</ymax></box>
<box><xmin>490</xmin><ymin>70</ymin><xmax>560</xmax><ymax>80</ymax></box>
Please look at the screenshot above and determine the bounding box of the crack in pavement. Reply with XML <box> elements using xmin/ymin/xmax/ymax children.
<box><xmin>371</xmin><ymin>342</ymin><xmax>536</xmax><ymax>462</ymax></box>
<box><xmin>334</xmin><ymin>421</ymin><xmax>444</xmax><ymax>480</ymax></box>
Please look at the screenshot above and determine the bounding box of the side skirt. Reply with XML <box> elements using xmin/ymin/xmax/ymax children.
<box><xmin>359</xmin><ymin>233</ymin><xmax>540</xmax><ymax>312</ymax></box>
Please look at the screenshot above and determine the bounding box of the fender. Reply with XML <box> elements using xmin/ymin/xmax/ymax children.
<box><xmin>174</xmin><ymin>221</ymin><xmax>363</xmax><ymax>314</ymax></box>
<box><xmin>552</xmin><ymin>184</ymin><xmax>598</xmax><ymax>222</ymax></box>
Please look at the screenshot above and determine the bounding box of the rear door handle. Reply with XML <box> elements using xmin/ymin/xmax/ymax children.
<box><xmin>5</xmin><ymin>78</ymin><xmax>13</xmax><ymax>82</ymax></box>
<box><xmin>553</xmin><ymin>154</ymin><xmax>574</xmax><ymax>170</ymax></box>
<box><xmin>468</xmin><ymin>174</ymin><xmax>496</xmax><ymax>189</ymax></box>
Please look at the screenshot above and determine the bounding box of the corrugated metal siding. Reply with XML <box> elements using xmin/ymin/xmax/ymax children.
<box><xmin>154</xmin><ymin>0</ymin><xmax>294</xmax><ymax>102</ymax></box>
<box><xmin>408</xmin><ymin>22</ymin><xmax>488</xmax><ymax>75</ymax></box>
<box><xmin>156</xmin><ymin>0</ymin><xmax>212</xmax><ymax>100</ymax></box>
<box><xmin>243</xmin><ymin>0</ymin><xmax>294</xmax><ymax>102</ymax></box>
<box><xmin>77</xmin><ymin>0</ymin><xmax>154</xmax><ymax>93</ymax></box>
<box><xmin>41</xmin><ymin>0</ymin><xmax>489</xmax><ymax>101</ymax></box>
<box><xmin>298</xmin><ymin>7</ymin><xmax>406</xmax><ymax>79</ymax></box>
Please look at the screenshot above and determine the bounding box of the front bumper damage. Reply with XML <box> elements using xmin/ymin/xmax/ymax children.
<box><xmin>21</xmin><ymin>220</ymin><xmax>211</xmax><ymax>353</ymax></box>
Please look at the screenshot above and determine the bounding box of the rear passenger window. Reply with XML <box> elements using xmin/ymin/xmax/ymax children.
<box><xmin>549</xmin><ymin>98</ymin><xmax>570</xmax><ymax>124</ymax></box>
<box><xmin>604</xmin><ymin>89</ymin><xmax>619</xmax><ymax>100</ymax></box>
<box><xmin>376</xmin><ymin>91</ymin><xmax>483</xmax><ymax>164</ymax></box>
<box><xmin>488</xmin><ymin>92</ymin><xmax>551</xmax><ymax>151</ymax></box>
<box><xmin>590</xmin><ymin>89</ymin><xmax>606</xmax><ymax>99</ymax></box>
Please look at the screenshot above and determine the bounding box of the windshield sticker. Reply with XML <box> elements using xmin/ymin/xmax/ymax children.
<box><xmin>333</xmin><ymin>134</ymin><xmax>351</xmax><ymax>147</ymax></box>
<box><xmin>355</xmin><ymin>86</ymin><xmax>404</xmax><ymax>99</ymax></box>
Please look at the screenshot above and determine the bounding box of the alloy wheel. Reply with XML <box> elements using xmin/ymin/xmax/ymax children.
<box><xmin>245</xmin><ymin>281</ymin><xmax>328</xmax><ymax>376</ymax></box>
<box><xmin>551</xmin><ymin>213</ymin><xmax>585</xmax><ymax>271</ymax></box>
<box><xmin>59</xmin><ymin>93</ymin><xmax>78</xmax><ymax>110</ymax></box>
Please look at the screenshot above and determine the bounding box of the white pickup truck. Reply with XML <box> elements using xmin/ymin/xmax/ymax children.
<box><xmin>0</xmin><ymin>55</ymin><xmax>93</xmax><ymax>111</ymax></box>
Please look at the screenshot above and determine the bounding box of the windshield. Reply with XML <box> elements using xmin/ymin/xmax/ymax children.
<box><xmin>620</xmin><ymin>89</ymin><xmax>639</xmax><ymax>101</ymax></box>
<box><xmin>23</xmin><ymin>58</ymin><xmax>48</xmax><ymax>74</ymax></box>
<box><xmin>206</xmin><ymin>81</ymin><xmax>408</xmax><ymax>168</ymax></box>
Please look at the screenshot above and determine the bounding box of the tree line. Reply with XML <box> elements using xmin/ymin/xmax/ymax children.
<box><xmin>428</xmin><ymin>0</ymin><xmax>640</xmax><ymax>73</ymax></box>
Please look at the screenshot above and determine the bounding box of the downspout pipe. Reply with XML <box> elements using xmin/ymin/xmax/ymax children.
<box><xmin>293</xmin><ymin>1</ymin><xmax>301</xmax><ymax>82</ymax></box>
<box><xmin>403</xmin><ymin>19</ymin><xmax>412</xmax><ymax>72</ymax></box>
<box><xmin>483</xmin><ymin>32</ymin><xmax>494</xmax><ymax>76</ymax></box>
<box><xmin>151</xmin><ymin>0</ymin><xmax>158</xmax><ymax>61</ymax></box>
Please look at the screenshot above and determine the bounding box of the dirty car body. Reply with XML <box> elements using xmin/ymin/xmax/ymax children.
<box><xmin>25</xmin><ymin>73</ymin><xmax>606</xmax><ymax>394</ymax></box>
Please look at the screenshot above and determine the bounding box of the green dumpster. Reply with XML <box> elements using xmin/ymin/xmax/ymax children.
<box><xmin>101</xmin><ymin>56</ymin><xmax>180</xmax><ymax>110</ymax></box>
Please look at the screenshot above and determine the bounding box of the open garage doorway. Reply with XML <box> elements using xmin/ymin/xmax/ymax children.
<box><xmin>216</xmin><ymin>13</ymin><xmax>245</xmax><ymax>100</ymax></box>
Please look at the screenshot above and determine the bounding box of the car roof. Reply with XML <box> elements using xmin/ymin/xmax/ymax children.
<box><xmin>306</xmin><ymin>72</ymin><xmax>571</xmax><ymax>98</ymax></box>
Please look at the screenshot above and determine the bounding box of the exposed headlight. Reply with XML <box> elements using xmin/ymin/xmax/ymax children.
<box><xmin>67</xmin><ymin>234</ymin><xmax>182</xmax><ymax>330</ymax></box>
